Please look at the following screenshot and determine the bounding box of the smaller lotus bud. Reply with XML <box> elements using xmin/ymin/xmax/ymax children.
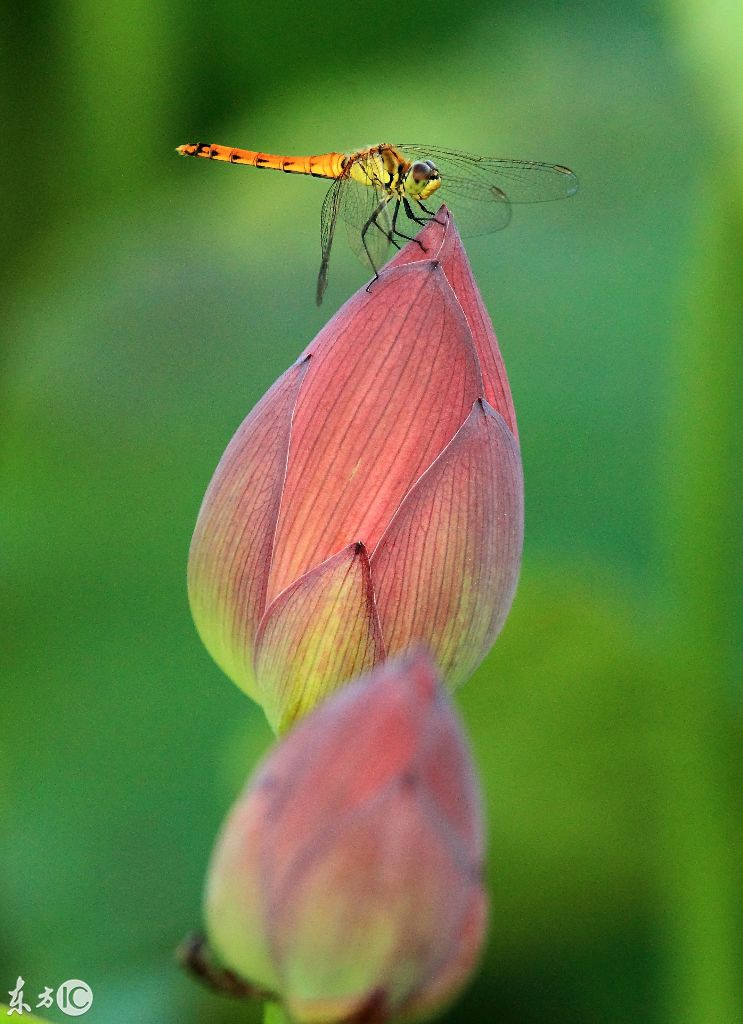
<box><xmin>205</xmin><ymin>647</ymin><xmax>488</xmax><ymax>1023</ymax></box>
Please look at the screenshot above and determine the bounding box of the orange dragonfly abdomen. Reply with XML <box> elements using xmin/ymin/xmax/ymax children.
<box><xmin>176</xmin><ymin>142</ymin><xmax>346</xmax><ymax>180</ymax></box>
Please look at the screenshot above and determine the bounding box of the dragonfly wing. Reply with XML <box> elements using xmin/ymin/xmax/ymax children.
<box><xmin>398</xmin><ymin>145</ymin><xmax>579</xmax><ymax>203</ymax></box>
<box><xmin>317</xmin><ymin>175</ymin><xmax>346</xmax><ymax>305</ymax></box>
<box><xmin>408</xmin><ymin>173</ymin><xmax>513</xmax><ymax>237</ymax></box>
<box><xmin>339</xmin><ymin>173</ymin><xmax>394</xmax><ymax>271</ymax></box>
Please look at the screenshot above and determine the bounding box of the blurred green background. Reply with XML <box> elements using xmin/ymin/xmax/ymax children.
<box><xmin>2</xmin><ymin>0</ymin><xmax>741</xmax><ymax>1021</ymax></box>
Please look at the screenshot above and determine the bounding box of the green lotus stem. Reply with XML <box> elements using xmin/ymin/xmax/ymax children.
<box><xmin>660</xmin><ymin>2</ymin><xmax>743</xmax><ymax>1019</ymax></box>
<box><xmin>658</xmin><ymin>184</ymin><xmax>742</xmax><ymax>1024</ymax></box>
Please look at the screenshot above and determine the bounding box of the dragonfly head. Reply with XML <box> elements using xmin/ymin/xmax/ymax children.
<box><xmin>405</xmin><ymin>160</ymin><xmax>441</xmax><ymax>200</ymax></box>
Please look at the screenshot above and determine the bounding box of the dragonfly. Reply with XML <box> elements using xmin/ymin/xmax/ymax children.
<box><xmin>177</xmin><ymin>141</ymin><xmax>578</xmax><ymax>304</ymax></box>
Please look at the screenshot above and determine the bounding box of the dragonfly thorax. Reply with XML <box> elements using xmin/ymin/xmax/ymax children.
<box><xmin>346</xmin><ymin>147</ymin><xmax>441</xmax><ymax>202</ymax></box>
<box><xmin>403</xmin><ymin>160</ymin><xmax>441</xmax><ymax>201</ymax></box>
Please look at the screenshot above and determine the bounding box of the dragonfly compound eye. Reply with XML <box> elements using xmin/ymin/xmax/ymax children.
<box><xmin>411</xmin><ymin>160</ymin><xmax>438</xmax><ymax>183</ymax></box>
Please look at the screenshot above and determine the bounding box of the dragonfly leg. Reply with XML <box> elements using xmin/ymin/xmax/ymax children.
<box><xmin>361</xmin><ymin>198</ymin><xmax>395</xmax><ymax>290</ymax></box>
<box><xmin>390</xmin><ymin>199</ymin><xmax>426</xmax><ymax>249</ymax></box>
<box><xmin>416</xmin><ymin>200</ymin><xmax>446</xmax><ymax>225</ymax></box>
<box><xmin>402</xmin><ymin>197</ymin><xmax>435</xmax><ymax>230</ymax></box>
<box><xmin>384</xmin><ymin>209</ymin><xmax>403</xmax><ymax>251</ymax></box>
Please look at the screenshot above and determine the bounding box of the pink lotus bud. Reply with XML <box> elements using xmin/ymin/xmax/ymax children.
<box><xmin>205</xmin><ymin>648</ymin><xmax>487</xmax><ymax>1023</ymax></box>
<box><xmin>189</xmin><ymin>208</ymin><xmax>524</xmax><ymax>732</ymax></box>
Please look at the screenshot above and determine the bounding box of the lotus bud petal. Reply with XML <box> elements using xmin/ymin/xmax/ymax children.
<box><xmin>189</xmin><ymin>357</ymin><xmax>310</xmax><ymax>699</ymax></box>
<box><xmin>371</xmin><ymin>398</ymin><xmax>523</xmax><ymax>688</ymax></box>
<box><xmin>254</xmin><ymin>542</ymin><xmax>385</xmax><ymax>733</ymax></box>
<box><xmin>386</xmin><ymin>214</ymin><xmax>517</xmax><ymax>436</ymax></box>
<box><xmin>266</xmin><ymin>259</ymin><xmax>482</xmax><ymax>600</ymax></box>
<box><xmin>188</xmin><ymin>208</ymin><xmax>524</xmax><ymax>728</ymax></box>
<box><xmin>205</xmin><ymin>648</ymin><xmax>487</xmax><ymax>1023</ymax></box>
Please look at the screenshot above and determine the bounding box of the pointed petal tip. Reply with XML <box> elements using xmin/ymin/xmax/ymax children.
<box><xmin>399</xmin><ymin>645</ymin><xmax>442</xmax><ymax>704</ymax></box>
<box><xmin>476</xmin><ymin>395</ymin><xmax>515</xmax><ymax>431</ymax></box>
<box><xmin>255</xmin><ymin>541</ymin><xmax>383</xmax><ymax>733</ymax></box>
<box><xmin>394</xmin><ymin>642</ymin><xmax>440</xmax><ymax>677</ymax></box>
<box><xmin>383</xmin><ymin>208</ymin><xmax>458</xmax><ymax>274</ymax></box>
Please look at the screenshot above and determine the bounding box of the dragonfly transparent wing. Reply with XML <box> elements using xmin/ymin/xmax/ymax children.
<box><xmin>317</xmin><ymin>174</ymin><xmax>347</xmax><ymax>305</ymax></box>
<box><xmin>413</xmin><ymin>173</ymin><xmax>512</xmax><ymax>235</ymax></box>
<box><xmin>397</xmin><ymin>144</ymin><xmax>577</xmax><ymax>237</ymax></box>
<box><xmin>339</xmin><ymin>175</ymin><xmax>395</xmax><ymax>271</ymax></box>
<box><xmin>398</xmin><ymin>145</ymin><xmax>579</xmax><ymax>201</ymax></box>
<box><xmin>318</xmin><ymin>153</ymin><xmax>399</xmax><ymax>300</ymax></box>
